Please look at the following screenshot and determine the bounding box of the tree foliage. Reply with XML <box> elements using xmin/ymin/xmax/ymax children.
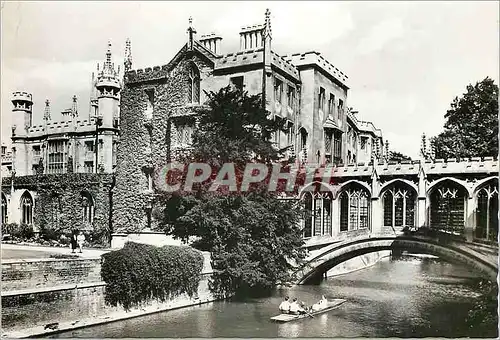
<box><xmin>158</xmin><ymin>87</ymin><xmax>307</xmax><ymax>298</ymax></box>
<box><xmin>388</xmin><ymin>151</ymin><xmax>412</xmax><ymax>162</ymax></box>
<box><xmin>101</xmin><ymin>242</ymin><xmax>204</xmax><ymax>311</ymax></box>
<box><xmin>431</xmin><ymin>77</ymin><xmax>498</xmax><ymax>159</ymax></box>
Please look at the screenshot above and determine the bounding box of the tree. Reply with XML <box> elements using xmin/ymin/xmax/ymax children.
<box><xmin>158</xmin><ymin>86</ymin><xmax>307</xmax><ymax>298</ymax></box>
<box><xmin>388</xmin><ymin>151</ymin><xmax>411</xmax><ymax>162</ymax></box>
<box><xmin>431</xmin><ymin>77</ymin><xmax>498</xmax><ymax>159</ymax></box>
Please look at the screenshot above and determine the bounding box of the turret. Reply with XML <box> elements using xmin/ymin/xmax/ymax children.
<box><xmin>11</xmin><ymin>92</ymin><xmax>33</xmax><ymax>137</ymax></box>
<box><xmin>124</xmin><ymin>38</ymin><xmax>133</xmax><ymax>73</ymax></box>
<box><xmin>95</xmin><ymin>41</ymin><xmax>121</xmax><ymax>128</ymax></box>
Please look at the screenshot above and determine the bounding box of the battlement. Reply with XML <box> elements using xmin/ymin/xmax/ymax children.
<box><xmin>199</xmin><ymin>33</ymin><xmax>222</xmax><ymax>40</ymax></box>
<box><xmin>125</xmin><ymin>64</ymin><xmax>170</xmax><ymax>84</ymax></box>
<box><xmin>286</xmin><ymin>51</ymin><xmax>348</xmax><ymax>87</ymax></box>
<box><xmin>271</xmin><ymin>51</ymin><xmax>300</xmax><ymax>80</ymax></box>
<box><xmin>12</xmin><ymin>92</ymin><xmax>33</xmax><ymax>103</ymax></box>
<box><xmin>312</xmin><ymin>157</ymin><xmax>499</xmax><ymax>178</ymax></box>
<box><xmin>215</xmin><ymin>48</ymin><xmax>264</xmax><ymax>70</ymax></box>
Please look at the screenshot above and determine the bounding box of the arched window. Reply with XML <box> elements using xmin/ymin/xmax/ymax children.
<box><xmin>187</xmin><ymin>63</ymin><xmax>200</xmax><ymax>104</ymax></box>
<box><xmin>302</xmin><ymin>191</ymin><xmax>333</xmax><ymax>238</ymax></box>
<box><xmin>476</xmin><ymin>183</ymin><xmax>498</xmax><ymax>241</ymax></box>
<box><xmin>430</xmin><ymin>180</ymin><xmax>467</xmax><ymax>235</ymax></box>
<box><xmin>20</xmin><ymin>191</ymin><xmax>33</xmax><ymax>225</ymax></box>
<box><xmin>1</xmin><ymin>193</ymin><xmax>7</xmax><ymax>225</ymax></box>
<box><xmin>81</xmin><ymin>191</ymin><xmax>94</xmax><ymax>224</ymax></box>
<box><xmin>382</xmin><ymin>183</ymin><xmax>417</xmax><ymax>231</ymax></box>
<box><xmin>339</xmin><ymin>183</ymin><xmax>370</xmax><ymax>232</ymax></box>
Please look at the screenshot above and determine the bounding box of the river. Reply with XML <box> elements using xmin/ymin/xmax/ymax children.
<box><xmin>50</xmin><ymin>255</ymin><xmax>497</xmax><ymax>338</ymax></box>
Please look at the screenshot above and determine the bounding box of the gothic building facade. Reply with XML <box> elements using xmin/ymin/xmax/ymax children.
<box><xmin>113</xmin><ymin>11</ymin><xmax>385</xmax><ymax>233</ymax></box>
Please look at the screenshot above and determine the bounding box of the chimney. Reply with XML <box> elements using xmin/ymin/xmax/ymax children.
<box><xmin>199</xmin><ymin>33</ymin><xmax>223</xmax><ymax>55</ymax></box>
<box><xmin>239</xmin><ymin>24</ymin><xmax>264</xmax><ymax>51</ymax></box>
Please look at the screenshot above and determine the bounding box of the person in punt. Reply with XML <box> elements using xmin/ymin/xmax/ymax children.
<box><xmin>289</xmin><ymin>298</ymin><xmax>307</xmax><ymax>315</ymax></box>
<box><xmin>311</xmin><ymin>295</ymin><xmax>328</xmax><ymax>312</ymax></box>
<box><xmin>279</xmin><ymin>296</ymin><xmax>290</xmax><ymax>314</ymax></box>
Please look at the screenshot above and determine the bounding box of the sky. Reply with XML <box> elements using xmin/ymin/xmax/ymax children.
<box><xmin>1</xmin><ymin>1</ymin><xmax>499</xmax><ymax>159</ymax></box>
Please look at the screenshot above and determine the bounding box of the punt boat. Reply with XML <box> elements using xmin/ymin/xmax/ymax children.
<box><xmin>270</xmin><ymin>298</ymin><xmax>346</xmax><ymax>323</ymax></box>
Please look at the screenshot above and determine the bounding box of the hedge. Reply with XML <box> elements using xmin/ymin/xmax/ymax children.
<box><xmin>100</xmin><ymin>242</ymin><xmax>204</xmax><ymax>310</ymax></box>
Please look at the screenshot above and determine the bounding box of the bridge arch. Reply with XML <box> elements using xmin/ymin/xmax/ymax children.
<box><xmin>295</xmin><ymin>236</ymin><xmax>497</xmax><ymax>284</ymax></box>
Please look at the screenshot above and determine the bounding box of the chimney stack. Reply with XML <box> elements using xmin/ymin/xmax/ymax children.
<box><xmin>239</xmin><ymin>24</ymin><xmax>264</xmax><ymax>51</ymax></box>
<box><xmin>199</xmin><ymin>33</ymin><xmax>223</xmax><ymax>55</ymax></box>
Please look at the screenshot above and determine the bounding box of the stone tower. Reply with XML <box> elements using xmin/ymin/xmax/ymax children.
<box><xmin>11</xmin><ymin>92</ymin><xmax>33</xmax><ymax>174</ymax></box>
<box><xmin>94</xmin><ymin>41</ymin><xmax>121</xmax><ymax>173</ymax></box>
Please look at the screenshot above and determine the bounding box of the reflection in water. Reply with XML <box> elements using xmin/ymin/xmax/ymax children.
<box><xmin>50</xmin><ymin>256</ymin><xmax>497</xmax><ymax>338</ymax></box>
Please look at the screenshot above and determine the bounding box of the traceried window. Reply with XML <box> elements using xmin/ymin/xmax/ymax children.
<box><xmin>339</xmin><ymin>184</ymin><xmax>370</xmax><ymax>232</ymax></box>
<box><xmin>361</xmin><ymin>137</ymin><xmax>368</xmax><ymax>150</ymax></box>
<box><xmin>84</xmin><ymin>161</ymin><xmax>94</xmax><ymax>173</ymax></box>
<box><xmin>430</xmin><ymin>180</ymin><xmax>467</xmax><ymax>234</ymax></box>
<box><xmin>302</xmin><ymin>191</ymin><xmax>333</xmax><ymax>238</ymax></box>
<box><xmin>81</xmin><ymin>191</ymin><xmax>94</xmax><ymax>224</ymax></box>
<box><xmin>333</xmin><ymin>130</ymin><xmax>342</xmax><ymax>164</ymax></box>
<box><xmin>20</xmin><ymin>191</ymin><xmax>33</xmax><ymax>225</ymax></box>
<box><xmin>47</xmin><ymin>140</ymin><xmax>66</xmax><ymax>174</ymax></box>
<box><xmin>476</xmin><ymin>182</ymin><xmax>498</xmax><ymax>241</ymax></box>
<box><xmin>177</xmin><ymin>123</ymin><xmax>194</xmax><ymax>145</ymax></box>
<box><xmin>382</xmin><ymin>183</ymin><xmax>416</xmax><ymax>230</ymax></box>
<box><xmin>338</xmin><ymin>99</ymin><xmax>344</xmax><ymax>120</ymax></box>
<box><xmin>187</xmin><ymin>63</ymin><xmax>200</xmax><ymax>104</ymax></box>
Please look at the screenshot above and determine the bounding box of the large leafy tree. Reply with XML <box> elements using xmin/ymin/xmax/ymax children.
<box><xmin>431</xmin><ymin>77</ymin><xmax>498</xmax><ymax>159</ymax></box>
<box><xmin>158</xmin><ymin>86</ymin><xmax>307</xmax><ymax>298</ymax></box>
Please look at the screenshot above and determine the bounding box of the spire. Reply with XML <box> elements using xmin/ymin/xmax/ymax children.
<box><xmin>385</xmin><ymin>140</ymin><xmax>390</xmax><ymax>160</ymax></box>
<box><xmin>43</xmin><ymin>99</ymin><xmax>51</xmax><ymax>121</ymax></box>
<box><xmin>102</xmin><ymin>40</ymin><xmax>115</xmax><ymax>76</ymax></box>
<box><xmin>420</xmin><ymin>133</ymin><xmax>427</xmax><ymax>160</ymax></box>
<box><xmin>124</xmin><ymin>38</ymin><xmax>132</xmax><ymax>72</ymax></box>
<box><xmin>187</xmin><ymin>16</ymin><xmax>197</xmax><ymax>49</ymax></box>
<box><xmin>264</xmin><ymin>8</ymin><xmax>272</xmax><ymax>38</ymax></box>
<box><xmin>71</xmin><ymin>95</ymin><xmax>78</xmax><ymax>117</ymax></box>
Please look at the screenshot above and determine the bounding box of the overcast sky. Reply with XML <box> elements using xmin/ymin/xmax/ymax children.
<box><xmin>1</xmin><ymin>1</ymin><xmax>498</xmax><ymax>158</ymax></box>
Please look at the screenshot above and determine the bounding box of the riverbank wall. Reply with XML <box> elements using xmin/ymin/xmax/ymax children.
<box><xmin>326</xmin><ymin>250</ymin><xmax>391</xmax><ymax>277</ymax></box>
<box><xmin>1</xmin><ymin>255</ymin><xmax>216</xmax><ymax>338</ymax></box>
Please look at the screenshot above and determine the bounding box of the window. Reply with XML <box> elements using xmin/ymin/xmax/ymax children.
<box><xmin>230</xmin><ymin>76</ymin><xmax>244</xmax><ymax>91</ymax></box>
<box><xmin>84</xmin><ymin>161</ymin><xmax>94</xmax><ymax>173</ymax></box>
<box><xmin>274</xmin><ymin>78</ymin><xmax>283</xmax><ymax>103</ymax></box>
<box><xmin>177</xmin><ymin>123</ymin><xmax>194</xmax><ymax>145</ymax></box>
<box><xmin>339</xmin><ymin>184</ymin><xmax>370</xmax><ymax>232</ymax></box>
<box><xmin>430</xmin><ymin>180</ymin><xmax>467</xmax><ymax>234</ymax></box>
<box><xmin>1</xmin><ymin>194</ymin><xmax>7</xmax><ymax>225</ymax></box>
<box><xmin>20</xmin><ymin>191</ymin><xmax>33</xmax><ymax>225</ymax></box>
<box><xmin>338</xmin><ymin>99</ymin><xmax>344</xmax><ymax>120</ymax></box>
<box><xmin>32</xmin><ymin>145</ymin><xmax>41</xmax><ymax>165</ymax></box>
<box><xmin>328</xmin><ymin>94</ymin><xmax>335</xmax><ymax>116</ymax></box>
<box><xmin>287</xmin><ymin>86</ymin><xmax>295</xmax><ymax>107</ymax></box>
<box><xmin>286</xmin><ymin>122</ymin><xmax>294</xmax><ymax>146</ymax></box>
<box><xmin>1</xmin><ymin>146</ymin><xmax>6</xmax><ymax>157</ymax></box>
<box><xmin>81</xmin><ymin>191</ymin><xmax>94</xmax><ymax>224</ymax></box>
<box><xmin>361</xmin><ymin>137</ymin><xmax>367</xmax><ymax>150</ymax></box>
<box><xmin>85</xmin><ymin>141</ymin><xmax>94</xmax><ymax>153</ymax></box>
<box><xmin>476</xmin><ymin>184</ymin><xmax>498</xmax><ymax>240</ymax></box>
<box><xmin>319</xmin><ymin>87</ymin><xmax>325</xmax><ymax>112</ymax></box>
<box><xmin>187</xmin><ymin>64</ymin><xmax>200</xmax><ymax>104</ymax></box>
<box><xmin>47</xmin><ymin>140</ymin><xmax>66</xmax><ymax>174</ymax></box>
<box><xmin>382</xmin><ymin>185</ymin><xmax>416</xmax><ymax>230</ymax></box>
<box><xmin>144</xmin><ymin>89</ymin><xmax>154</xmax><ymax>120</ymax></box>
<box><xmin>112</xmin><ymin>141</ymin><xmax>117</xmax><ymax>169</ymax></box>
<box><xmin>333</xmin><ymin>131</ymin><xmax>342</xmax><ymax>163</ymax></box>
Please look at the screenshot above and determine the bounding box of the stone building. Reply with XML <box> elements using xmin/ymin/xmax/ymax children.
<box><xmin>113</xmin><ymin>11</ymin><xmax>385</xmax><ymax>234</ymax></box>
<box><xmin>1</xmin><ymin>42</ymin><xmax>125</xmax><ymax>236</ymax></box>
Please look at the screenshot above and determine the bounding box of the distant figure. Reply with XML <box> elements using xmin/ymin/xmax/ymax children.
<box><xmin>279</xmin><ymin>296</ymin><xmax>290</xmax><ymax>314</ymax></box>
<box><xmin>77</xmin><ymin>231</ymin><xmax>86</xmax><ymax>253</ymax></box>
<box><xmin>70</xmin><ymin>230</ymin><xmax>78</xmax><ymax>253</ymax></box>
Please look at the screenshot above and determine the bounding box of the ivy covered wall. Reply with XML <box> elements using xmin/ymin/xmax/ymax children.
<box><xmin>113</xmin><ymin>50</ymin><xmax>214</xmax><ymax>233</ymax></box>
<box><xmin>1</xmin><ymin>174</ymin><xmax>114</xmax><ymax>242</ymax></box>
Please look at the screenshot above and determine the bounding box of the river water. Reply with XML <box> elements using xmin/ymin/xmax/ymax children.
<box><xmin>51</xmin><ymin>255</ymin><xmax>497</xmax><ymax>338</ymax></box>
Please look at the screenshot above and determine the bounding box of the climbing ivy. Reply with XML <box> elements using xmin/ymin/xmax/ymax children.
<box><xmin>100</xmin><ymin>242</ymin><xmax>204</xmax><ymax>311</ymax></box>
